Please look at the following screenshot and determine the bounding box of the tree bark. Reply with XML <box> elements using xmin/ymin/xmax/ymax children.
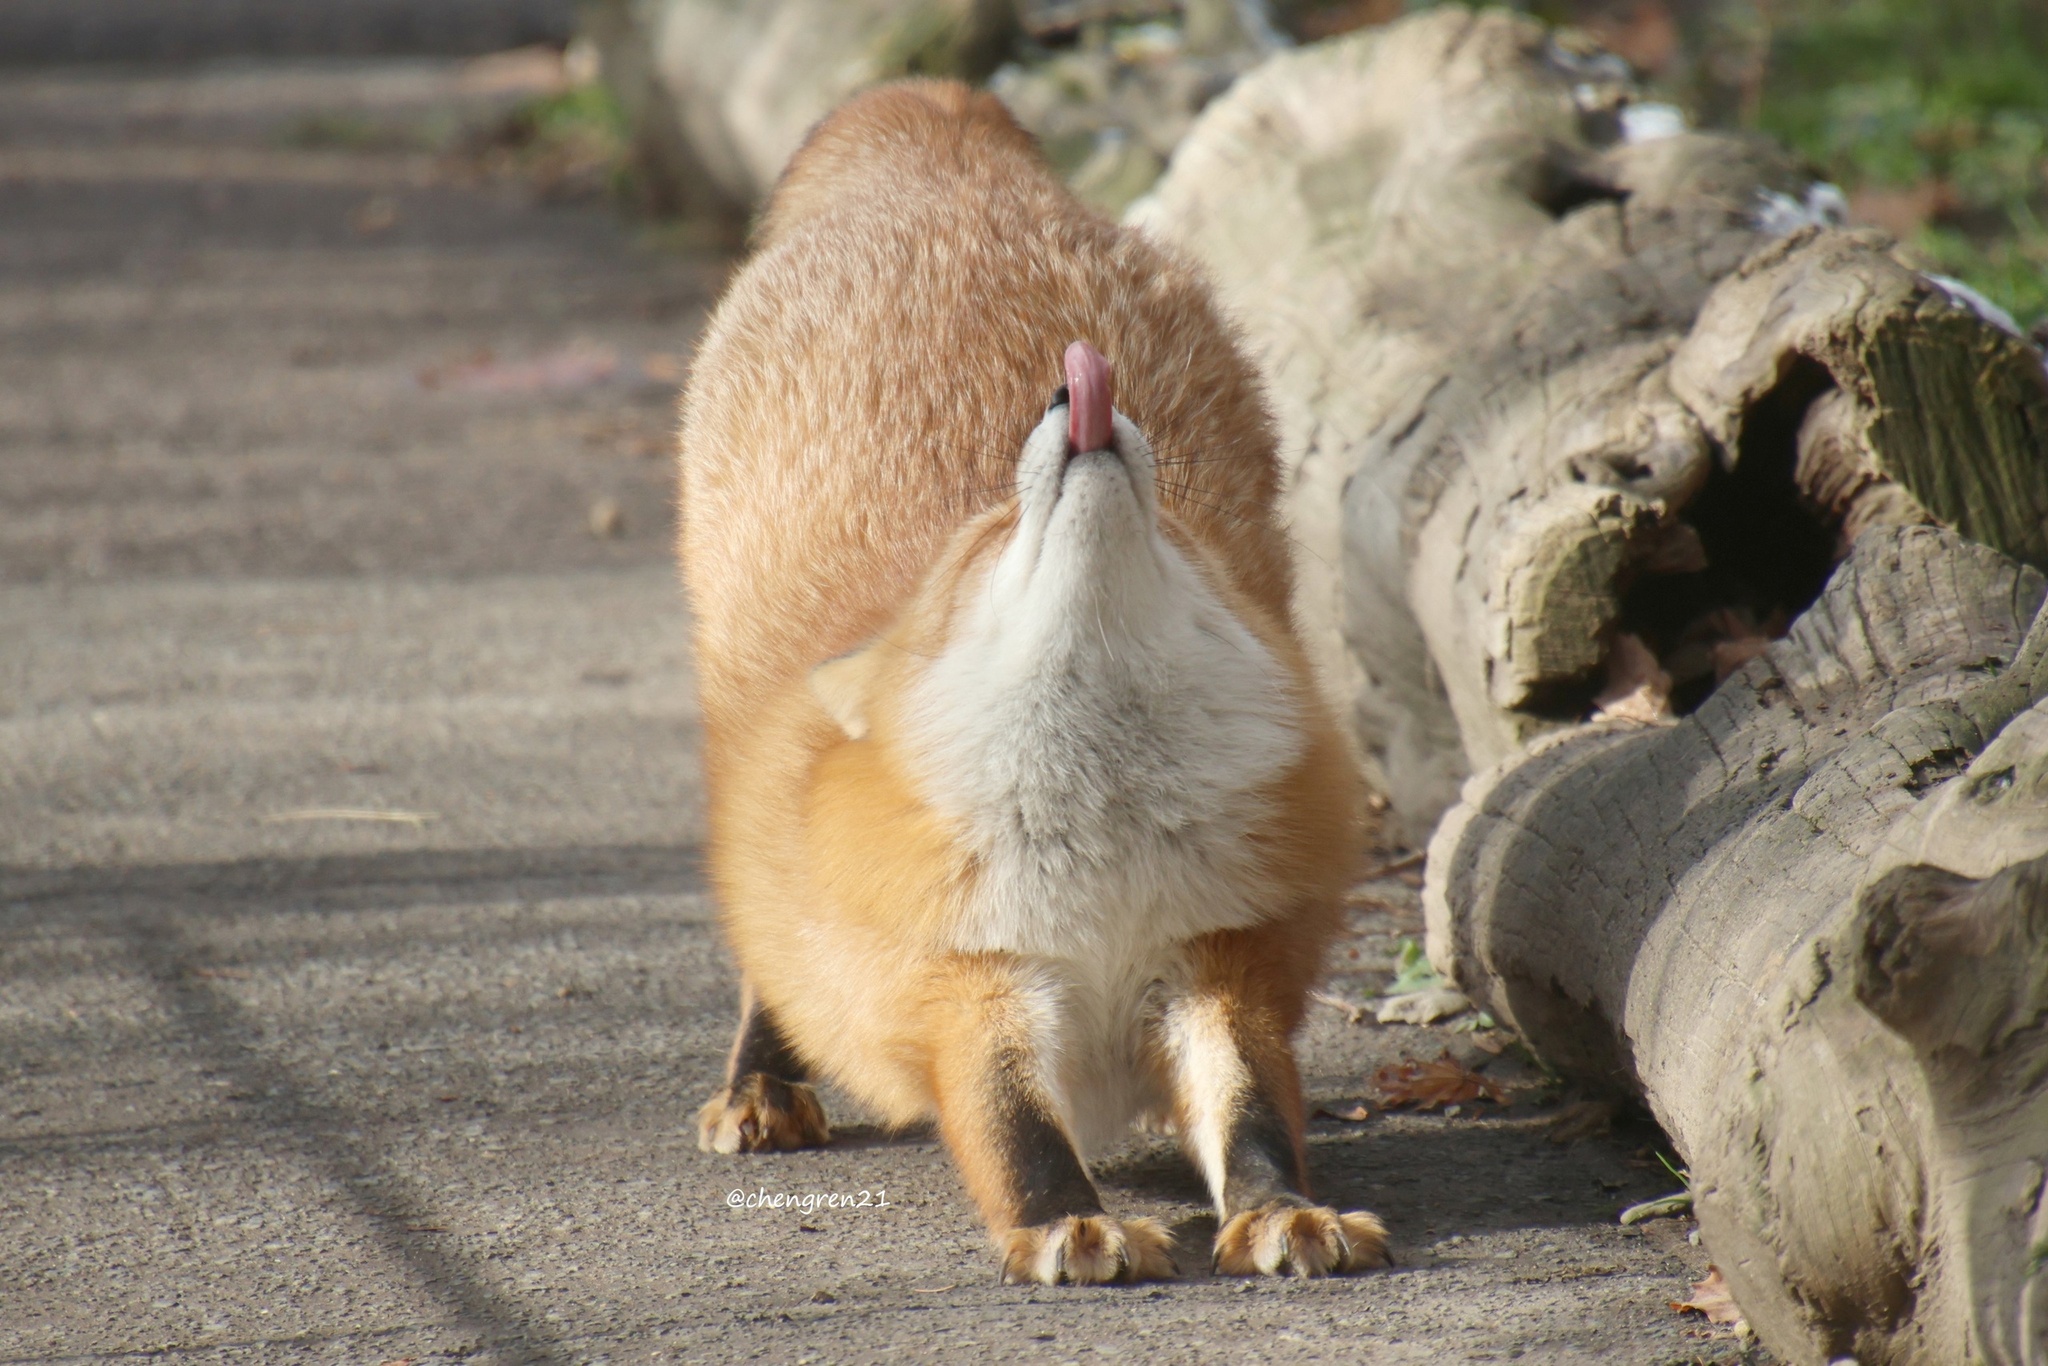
<box><xmin>1133</xmin><ymin>6</ymin><xmax>2048</xmax><ymax>845</ymax></box>
<box><xmin>1425</xmin><ymin>524</ymin><xmax>2048</xmax><ymax>1365</ymax></box>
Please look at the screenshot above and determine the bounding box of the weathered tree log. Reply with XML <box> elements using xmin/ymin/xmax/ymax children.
<box><xmin>1136</xmin><ymin>9</ymin><xmax>2048</xmax><ymax>1361</ymax></box>
<box><xmin>585</xmin><ymin>0</ymin><xmax>1272</xmax><ymax>223</ymax></box>
<box><xmin>1133</xmin><ymin>6</ymin><xmax>2048</xmax><ymax>845</ymax></box>
<box><xmin>1425</xmin><ymin>524</ymin><xmax>2048</xmax><ymax>1365</ymax></box>
<box><xmin>584</xmin><ymin>0</ymin><xmax>1017</xmax><ymax>219</ymax></box>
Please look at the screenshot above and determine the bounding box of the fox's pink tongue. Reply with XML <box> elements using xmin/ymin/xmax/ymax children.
<box><xmin>1064</xmin><ymin>340</ymin><xmax>1113</xmax><ymax>453</ymax></box>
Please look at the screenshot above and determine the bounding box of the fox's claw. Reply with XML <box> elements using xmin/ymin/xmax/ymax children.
<box><xmin>999</xmin><ymin>1215</ymin><xmax>1178</xmax><ymax>1285</ymax></box>
<box><xmin>1213</xmin><ymin>1200</ymin><xmax>1388</xmax><ymax>1277</ymax></box>
<box><xmin>696</xmin><ymin>1073</ymin><xmax>830</xmax><ymax>1154</ymax></box>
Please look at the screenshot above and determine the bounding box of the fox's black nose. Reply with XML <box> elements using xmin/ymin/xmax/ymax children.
<box><xmin>1047</xmin><ymin>383</ymin><xmax>1069</xmax><ymax>414</ymax></box>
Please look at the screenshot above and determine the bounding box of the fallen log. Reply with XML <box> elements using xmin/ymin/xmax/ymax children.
<box><xmin>1137</xmin><ymin>9</ymin><xmax>2048</xmax><ymax>1362</ymax></box>
<box><xmin>582</xmin><ymin>0</ymin><xmax>1018</xmax><ymax>221</ymax></box>
<box><xmin>1426</xmin><ymin>524</ymin><xmax>2048</xmax><ymax>1365</ymax></box>
<box><xmin>583</xmin><ymin>0</ymin><xmax>1271</xmax><ymax>223</ymax></box>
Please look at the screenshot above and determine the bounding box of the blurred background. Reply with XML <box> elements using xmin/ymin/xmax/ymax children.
<box><xmin>571</xmin><ymin>0</ymin><xmax>2048</xmax><ymax>324</ymax></box>
<box><xmin>1566</xmin><ymin>0</ymin><xmax>2048</xmax><ymax>322</ymax></box>
<box><xmin>2</xmin><ymin>0</ymin><xmax>2043</xmax><ymax>592</ymax></box>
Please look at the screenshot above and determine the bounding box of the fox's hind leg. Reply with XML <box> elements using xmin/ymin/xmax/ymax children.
<box><xmin>1165</xmin><ymin>930</ymin><xmax>1390</xmax><ymax>1277</ymax></box>
<box><xmin>927</xmin><ymin>954</ymin><xmax>1176</xmax><ymax>1285</ymax></box>
<box><xmin>697</xmin><ymin>979</ymin><xmax>831</xmax><ymax>1153</ymax></box>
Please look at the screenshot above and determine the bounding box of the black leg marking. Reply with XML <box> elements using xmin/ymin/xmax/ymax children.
<box><xmin>725</xmin><ymin>979</ymin><xmax>807</xmax><ymax>1084</ymax></box>
<box><xmin>1220</xmin><ymin>1091</ymin><xmax>1308</xmax><ymax>1217</ymax></box>
<box><xmin>699</xmin><ymin>980</ymin><xmax>831</xmax><ymax>1153</ymax></box>
<box><xmin>989</xmin><ymin>1050</ymin><xmax>1103</xmax><ymax>1228</ymax></box>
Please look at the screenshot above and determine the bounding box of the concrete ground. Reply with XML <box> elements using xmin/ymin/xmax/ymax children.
<box><xmin>0</xmin><ymin>1</ymin><xmax>577</xmax><ymax>65</ymax></box>
<box><xmin>0</xmin><ymin>53</ymin><xmax>1769</xmax><ymax>1366</ymax></box>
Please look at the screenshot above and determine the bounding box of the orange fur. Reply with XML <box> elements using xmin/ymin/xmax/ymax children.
<box><xmin>678</xmin><ymin>79</ymin><xmax>1380</xmax><ymax>1280</ymax></box>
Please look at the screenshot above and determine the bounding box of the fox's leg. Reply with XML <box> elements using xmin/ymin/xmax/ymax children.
<box><xmin>1164</xmin><ymin>932</ymin><xmax>1389</xmax><ymax>1277</ymax></box>
<box><xmin>697</xmin><ymin>978</ymin><xmax>831</xmax><ymax>1154</ymax></box>
<box><xmin>927</xmin><ymin>954</ymin><xmax>1176</xmax><ymax>1286</ymax></box>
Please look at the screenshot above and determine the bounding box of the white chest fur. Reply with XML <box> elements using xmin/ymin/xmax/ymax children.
<box><xmin>902</xmin><ymin>465</ymin><xmax>1302</xmax><ymax>962</ymax></box>
<box><xmin>896</xmin><ymin>410</ymin><xmax>1302</xmax><ymax>1154</ymax></box>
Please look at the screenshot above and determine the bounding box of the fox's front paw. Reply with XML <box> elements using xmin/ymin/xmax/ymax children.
<box><xmin>999</xmin><ymin>1215</ymin><xmax>1178</xmax><ymax>1285</ymax></box>
<box><xmin>696</xmin><ymin>1073</ymin><xmax>831</xmax><ymax>1154</ymax></box>
<box><xmin>1213</xmin><ymin>1199</ymin><xmax>1388</xmax><ymax>1277</ymax></box>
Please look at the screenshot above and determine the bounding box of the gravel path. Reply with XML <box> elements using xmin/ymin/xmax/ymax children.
<box><xmin>0</xmin><ymin>51</ymin><xmax>1765</xmax><ymax>1366</ymax></box>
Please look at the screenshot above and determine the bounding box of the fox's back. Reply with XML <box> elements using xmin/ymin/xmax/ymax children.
<box><xmin>677</xmin><ymin>81</ymin><xmax>1288</xmax><ymax>730</ymax></box>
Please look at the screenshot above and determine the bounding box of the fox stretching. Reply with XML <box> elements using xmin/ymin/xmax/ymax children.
<box><xmin>677</xmin><ymin>79</ymin><xmax>1386</xmax><ymax>1284</ymax></box>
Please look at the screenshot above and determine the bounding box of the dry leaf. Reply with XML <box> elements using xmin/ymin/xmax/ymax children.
<box><xmin>580</xmin><ymin>416</ymin><xmax>667</xmax><ymax>459</ymax></box>
<box><xmin>351</xmin><ymin>195</ymin><xmax>398</xmax><ymax>234</ymax></box>
<box><xmin>1595</xmin><ymin>681</ymin><xmax>1673</xmax><ymax>724</ymax></box>
<box><xmin>1543</xmin><ymin>1098</ymin><xmax>1617</xmax><ymax>1143</ymax></box>
<box><xmin>1712</xmin><ymin>633</ymin><xmax>1774</xmax><ymax>679</ymax></box>
<box><xmin>1313</xmin><ymin>1102</ymin><xmax>1371</xmax><ymax>1122</ymax></box>
<box><xmin>1374</xmin><ymin>986</ymin><xmax>1471</xmax><ymax>1025</ymax></box>
<box><xmin>418</xmin><ymin>343</ymin><xmax>618</xmax><ymax>393</ymax></box>
<box><xmin>1362</xmin><ymin>850</ymin><xmax>1425</xmax><ymax>879</ymax></box>
<box><xmin>639</xmin><ymin>351</ymin><xmax>688</xmax><ymax>383</ymax></box>
<box><xmin>1594</xmin><ymin>633</ymin><xmax>1674</xmax><ymax>724</ymax></box>
<box><xmin>1671</xmin><ymin>1266</ymin><xmax>1746</xmax><ymax>1328</ymax></box>
<box><xmin>1469</xmin><ymin>1030</ymin><xmax>1508</xmax><ymax>1055</ymax></box>
<box><xmin>1665</xmin><ymin>605</ymin><xmax>1787</xmax><ymax>686</ymax></box>
<box><xmin>458</xmin><ymin>44</ymin><xmax>570</xmax><ymax>96</ymax></box>
<box><xmin>1371</xmin><ymin>1052</ymin><xmax>1507</xmax><ymax>1110</ymax></box>
<box><xmin>417</xmin><ymin>348</ymin><xmax>492</xmax><ymax>388</ymax></box>
<box><xmin>1310</xmin><ymin>990</ymin><xmax>1368</xmax><ymax>1024</ymax></box>
<box><xmin>588</xmin><ymin>497</ymin><xmax>625</xmax><ymax>538</ymax></box>
<box><xmin>1636</xmin><ymin>519</ymin><xmax>1707</xmax><ymax>574</ymax></box>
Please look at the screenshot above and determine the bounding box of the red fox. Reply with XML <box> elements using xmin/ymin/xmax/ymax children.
<box><xmin>678</xmin><ymin>79</ymin><xmax>1386</xmax><ymax>1284</ymax></box>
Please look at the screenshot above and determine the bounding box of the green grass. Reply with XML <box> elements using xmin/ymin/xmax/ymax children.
<box><xmin>1396</xmin><ymin>0</ymin><xmax>2048</xmax><ymax>322</ymax></box>
<box><xmin>1753</xmin><ymin>0</ymin><xmax>2048</xmax><ymax>323</ymax></box>
<box><xmin>514</xmin><ymin>80</ymin><xmax>629</xmax><ymax>149</ymax></box>
<box><xmin>487</xmin><ymin>81</ymin><xmax>637</xmax><ymax>201</ymax></box>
